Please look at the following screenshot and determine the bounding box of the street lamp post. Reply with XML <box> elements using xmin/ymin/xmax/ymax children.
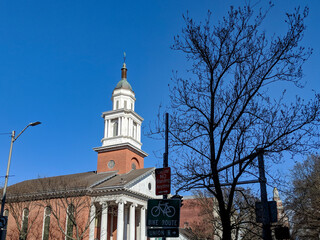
<box><xmin>0</xmin><ymin>121</ymin><xmax>41</xmax><ymax>220</ymax></box>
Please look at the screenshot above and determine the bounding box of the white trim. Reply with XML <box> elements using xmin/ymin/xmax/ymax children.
<box><xmin>93</xmin><ymin>143</ymin><xmax>148</xmax><ymax>158</ymax></box>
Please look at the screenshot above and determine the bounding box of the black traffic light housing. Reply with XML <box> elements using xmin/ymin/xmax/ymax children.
<box><xmin>171</xmin><ymin>194</ymin><xmax>183</xmax><ymax>207</ymax></box>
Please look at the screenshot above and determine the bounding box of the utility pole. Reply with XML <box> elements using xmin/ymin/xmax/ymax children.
<box><xmin>258</xmin><ymin>150</ymin><xmax>272</xmax><ymax>240</ymax></box>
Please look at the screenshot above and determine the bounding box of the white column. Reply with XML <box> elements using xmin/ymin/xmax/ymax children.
<box><xmin>108</xmin><ymin>119</ymin><xmax>111</xmax><ymax>138</ymax></box>
<box><xmin>129</xmin><ymin>118</ymin><xmax>133</xmax><ymax>137</ymax></box>
<box><xmin>129</xmin><ymin>203</ymin><xmax>137</xmax><ymax>240</ymax></box>
<box><xmin>127</xmin><ymin>118</ymin><xmax>129</xmax><ymax>136</ymax></box>
<box><xmin>124</xmin><ymin>206</ymin><xmax>129</xmax><ymax>239</ymax></box>
<box><xmin>89</xmin><ymin>204</ymin><xmax>96</xmax><ymax>240</ymax></box>
<box><xmin>104</xmin><ymin>119</ymin><xmax>108</xmax><ymax>139</ymax></box>
<box><xmin>140</xmin><ymin>207</ymin><xmax>146</xmax><ymax>240</ymax></box>
<box><xmin>116</xmin><ymin>199</ymin><xmax>125</xmax><ymax>240</ymax></box>
<box><xmin>100</xmin><ymin>202</ymin><xmax>108</xmax><ymax>240</ymax></box>
<box><xmin>117</xmin><ymin>117</ymin><xmax>121</xmax><ymax>136</ymax></box>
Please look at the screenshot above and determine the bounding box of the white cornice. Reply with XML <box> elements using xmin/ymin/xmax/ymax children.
<box><xmin>93</xmin><ymin>143</ymin><xmax>148</xmax><ymax>158</ymax></box>
<box><xmin>102</xmin><ymin>109</ymin><xmax>144</xmax><ymax>122</ymax></box>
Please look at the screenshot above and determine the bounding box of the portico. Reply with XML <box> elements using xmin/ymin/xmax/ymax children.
<box><xmin>89</xmin><ymin>196</ymin><xmax>147</xmax><ymax>240</ymax></box>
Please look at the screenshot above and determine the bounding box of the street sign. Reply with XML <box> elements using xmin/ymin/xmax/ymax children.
<box><xmin>147</xmin><ymin>228</ymin><xmax>179</xmax><ymax>238</ymax></box>
<box><xmin>255</xmin><ymin>201</ymin><xmax>277</xmax><ymax>223</ymax></box>
<box><xmin>0</xmin><ymin>216</ymin><xmax>7</xmax><ymax>229</ymax></box>
<box><xmin>147</xmin><ymin>199</ymin><xmax>180</xmax><ymax>228</ymax></box>
<box><xmin>155</xmin><ymin>167</ymin><xmax>171</xmax><ymax>195</ymax></box>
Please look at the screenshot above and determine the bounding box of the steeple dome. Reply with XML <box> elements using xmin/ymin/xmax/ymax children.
<box><xmin>114</xmin><ymin>63</ymin><xmax>133</xmax><ymax>91</ymax></box>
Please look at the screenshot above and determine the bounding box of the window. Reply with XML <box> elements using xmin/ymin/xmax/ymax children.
<box><xmin>124</xmin><ymin>100</ymin><xmax>127</xmax><ymax>109</ymax></box>
<box><xmin>42</xmin><ymin>206</ymin><xmax>51</xmax><ymax>240</ymax></box>
<box><xmin>132</xmin><ymin>163</ymin><xmax>136</xmax><ymax>170</ymax></box>
<box><xmin>116</xmin><ymin>101</ymin><xmax>119</xmax><ymax>109</ymax></box>
<box><xmin>66</xmin><ymin>204</ymin><xmax>75</xmax><ymax>240</ymax></box>
<box><xmin>20</xmin><ymin>208</ymin><xmax>29</xmax><ymax>240</ymax></box>
<box><xmin>112</xmin><ymin>119</ymin><xmax>118</xmax><ymax>137</ymax></box>
<box><xmin>108</xmin><ymin>160</ymin><xmax>115</xmax><ymax>169</ymax></box>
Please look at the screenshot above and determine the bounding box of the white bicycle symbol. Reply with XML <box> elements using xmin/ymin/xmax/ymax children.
<box><xmin>151</xmin><ymin>202</ymin><xmax>175</xmax><ymax>217</ymax></box>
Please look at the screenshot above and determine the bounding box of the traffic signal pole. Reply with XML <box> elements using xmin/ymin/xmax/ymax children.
<box><xmin>258</xmin><ymin>150</ymin><xmax>272</xmax><ymax>240</ymax></box>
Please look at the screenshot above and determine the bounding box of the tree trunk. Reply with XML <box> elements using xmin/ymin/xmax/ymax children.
<box><xmin>220</xmin><ymin>208</ymin><xmax>232</xmax><ymax>240</ymax></box>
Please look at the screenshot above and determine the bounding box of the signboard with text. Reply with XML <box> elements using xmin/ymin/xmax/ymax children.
<box><xmin>155</xmin><ymin>167</ymin><xmax>171</xmax><ymax>195</ymax></box>
<box><xmin>147</xmin><ymin>199</ymin><xmax>180</xmax><ymax>228</ymax></box>
<box><xmin>147</xmin><ymin>199</ymin><xmax>181</xmax><ymax>238</ymax></box>
<box><xmin>147</xmin><ymin>228</ymin><xmax>179</xmax><ymax>238</ymax></box>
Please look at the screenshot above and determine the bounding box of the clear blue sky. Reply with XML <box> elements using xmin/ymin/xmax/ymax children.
<box><xmin>0</xmin><ymin>0</ymin><xmax>319</xmax><ymax>188</ymax></box>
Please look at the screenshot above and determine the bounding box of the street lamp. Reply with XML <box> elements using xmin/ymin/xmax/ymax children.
<box><xmin>0</xmin><ymin>121</ymin><xmax>41</xmax><ymax>217</ymax></box>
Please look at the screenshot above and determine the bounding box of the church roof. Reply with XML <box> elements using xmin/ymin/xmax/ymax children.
<box><xmin>4</xmin><ymin>168</ymin><xmax>154</xmax><ymax>202</ymax></box>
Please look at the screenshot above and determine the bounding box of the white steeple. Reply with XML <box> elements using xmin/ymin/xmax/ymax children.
<box><xmin>100</xmin><ymin>62</ymin><xmax>143</xmax><ymax>150</ymax></box>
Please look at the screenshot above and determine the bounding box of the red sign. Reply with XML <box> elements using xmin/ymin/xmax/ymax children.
<box><xmin>155</xmin><ymin>167</ymin><xmax>171</xmax><ymax>195</ymax></box>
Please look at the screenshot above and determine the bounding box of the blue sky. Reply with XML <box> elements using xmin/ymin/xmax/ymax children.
<box><xmin>0</xmin><ymin>0</ymin><xmax>319</xmax><ymax>191</ymax></box>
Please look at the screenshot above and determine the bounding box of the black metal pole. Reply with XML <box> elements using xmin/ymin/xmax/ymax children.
<box><xmin>162</xmin><ymin>113</ymin><xmax>169</xmax><ymax>240</ymax></box>
<box><xmin>163</xmin><ymin>113</ymin><xmax>169</xmax><ymax>196</ymax></box>
<box><xmin>258</xmin><ymin>150</ymin><xmax>272</xmax><ymax>240</ymax></box>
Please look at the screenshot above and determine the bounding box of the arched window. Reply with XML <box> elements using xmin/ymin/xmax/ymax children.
<box><xmin>42</xmin><ymin>206</ymin><xmax>51</xmax><ymax>240</ymax></box>
<box><xmin>20</xmin><ymin>208</ymin><xmax>29</xmax><ymax>240</ymax></box>
<box><xmin>66</xmin><ymin>204</ymin><xmax>75</xmax><ymax>240</ymax></box>
<box><xmin>112</xmin><ymin>119</ymin><xmax>118</xmax><ymax>137</ymax></box>
<box><xmin>131</xmin><ymin>158</ymin><xmax>140</xmax><ymax>170</ymax></box>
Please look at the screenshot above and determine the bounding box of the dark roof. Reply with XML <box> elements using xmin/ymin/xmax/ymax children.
<box><xmin>4</xmin><ymin>168</ymin><xmax>154</xmax><ymax>201</ymax></box>
<box><xmin>93</xmin><ymin>168</ymin><xmax>153</xmax><ymax>189</ymax></box>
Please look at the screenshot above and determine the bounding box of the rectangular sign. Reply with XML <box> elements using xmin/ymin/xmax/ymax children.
<box><xmin>255</xmin><ymin>201</ymin><xmax>277</xmax><ymax>223</ymax></box>
<box><xmin>155</xmin><ymin>167</ymin><xmax>171</xmax><ymax>195</ymax></box>
<box><xmin>147</xmin><ymin>228</ymin><xmax>179</xmax><ymax>238</ymax></box>
<box><xmin>147</xmin><ymin>199</ymin><xmax>180</xmax><ymax>228</ymax></box>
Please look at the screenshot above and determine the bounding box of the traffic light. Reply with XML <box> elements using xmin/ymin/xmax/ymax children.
<box><xmin>171</xmin><ymin>194</ymin><xmax>183</xmax><ymax>207</ymax></box>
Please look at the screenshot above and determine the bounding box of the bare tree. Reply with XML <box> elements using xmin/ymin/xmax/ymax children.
<box><xmin>286</xmin><ymin>155</ymin><xmax>320</xmax><ymax>239</ymax></box>
<box><xmin>35</xmin><ymin>178</ymin><xmax>100</xmax><ymax>240</ymax></box>
<box><xmin>6</xmin><ymin>201</ymin><xmax>42</xmax><ymax>240</ymax></box>
<box><xmin>152</xmin><ymin>3</ymin><xmax>320</xmax><ymax>240</ymax></box>
<box><xmin>189</xmin><ymin>190</ymin><xmax>261</xmax><ymax>240</ymax></box>
<box><xmin>6</xmin><ymin>176</ymin><xmax>99</xmax><ymax>240</ymax></box>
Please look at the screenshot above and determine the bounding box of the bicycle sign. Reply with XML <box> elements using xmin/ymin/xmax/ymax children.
<box><xmin>151</xmin><ymin>201</ymin><xmax>176</xmax><ymax>217</ymax></box>
<box><xmin>147</xmin><ymin>199</ymin><xmax>180</xmax><ymax>228</ymax></box>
